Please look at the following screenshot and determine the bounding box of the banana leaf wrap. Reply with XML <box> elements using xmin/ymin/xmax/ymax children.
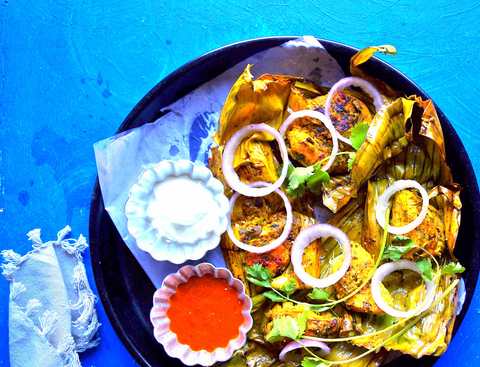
<box><xmin>351</xmin><ymin>97</ymin><xmax>415</xmax><ymax>189</ymax></box>
<box><xmin>349</xmin><ymin>45</ymin><xmax>399</xmax><ymax>100</ymax></box>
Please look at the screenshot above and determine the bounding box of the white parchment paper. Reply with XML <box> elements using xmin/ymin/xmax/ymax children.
<box><xmin>94</xmin><ymin>36</ymin><xmax>345</xmax><ymax>288</ymax></box>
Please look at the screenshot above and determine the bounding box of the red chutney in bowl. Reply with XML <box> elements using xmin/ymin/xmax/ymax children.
<box><xmin>167</xmin><ymin>274</ymin><xmax>244</xmax><ymax>351</ymax></box>
<box><xmin>151</xmin><ymin>263</ymin><xmax>252</xmax><ymax>366</ymax></box>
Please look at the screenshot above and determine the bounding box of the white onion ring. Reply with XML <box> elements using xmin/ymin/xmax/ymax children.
<box><xmin>279</xmin><ymin>339</ymin><xmax>330</xmax><ymax>361</ymax></box>
<box><xmin>279</xmin><ymin>110</ymin><xmax>339</xmax><ymax>172</ymax></box>
<box><xmin>376</xmin><ymin>180</ymin><xmax>429</xmax><ymax>235</ymax></box>
<box><xmin>371</xmin><ymin>260</ymin><xmax>436</xmax><ymax>318</ymax></box>
<box><xmin>222</xmin><ymin>123</ymin><xmax>289</xmax><ymax>197</ymax></box>
<box><xmin>325</xmin><ymin>76</ymin><xmax>384</xmax><ymax>145</ymax></box>
<box><xmin>291</xmin><ymin>224</ymin><xmax>351</xmax><ymax>288</ymax></box>
<box><xmin>227</xmin><ymin>182</ymin><xmax>293</xmax><ymax>254</ymax></box>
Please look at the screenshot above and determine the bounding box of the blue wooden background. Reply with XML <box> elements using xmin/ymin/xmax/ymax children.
<box><xmin>1</xmin><ymin>0</ymin><xmax>479</xmax><ymax>366</ymax></box>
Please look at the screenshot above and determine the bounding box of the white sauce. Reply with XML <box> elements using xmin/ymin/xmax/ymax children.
<box><xmin>146</xmin><ymin>176</ymin><xmax>220</xmax><ymax>244</ymax></box>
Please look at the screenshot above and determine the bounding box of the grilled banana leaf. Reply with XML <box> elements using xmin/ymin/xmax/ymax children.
<box><xmin>429</xmin><ymin>185</ymin><xmax>462</xmax><ymax>257</ymax></box>
<box><xmin>351</xmin><ymin>97</ymin><xmax>415</xmax><ymax>188</ymax></box>
<box><xmin>349</xmin><ymin>45</ymin><xmax>399</xmax><ymax>99</ymax></box>
<box><xmin>215</xmin><ymin>65</ymin><xmax>294</xmax><ymax>145</ymax></box>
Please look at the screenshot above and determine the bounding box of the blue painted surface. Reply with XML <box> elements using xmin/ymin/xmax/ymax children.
<box><xmin>1</xmin><ymin>0</ymin><xmax>479</xmax><ymax>365</ymax></box>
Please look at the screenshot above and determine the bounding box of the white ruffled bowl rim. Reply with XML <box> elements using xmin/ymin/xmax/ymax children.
<box><xmin>125</xmin><ymin>160</ymin><xmax>230</xmax><ymax>264</ymax></box>
<box><xmin>150</xmin><ymin>263</ymin><xmax>253</xmax><ymax>366</ymax></box>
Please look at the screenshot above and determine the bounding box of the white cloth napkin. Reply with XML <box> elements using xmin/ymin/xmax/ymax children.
<box><xmin>93</xmin><ymin>36</ymin><xmax>345</xmax><ymax>288</ymax></box>
<box><xmin>1</xmin><ymin>226</ymin><xmax>100</xmax><ymax>367</ymax></box>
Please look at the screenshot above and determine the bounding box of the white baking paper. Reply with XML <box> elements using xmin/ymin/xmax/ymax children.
<box><xmin>93</xmin><ymin>36</ymin><xmax>345</xmax><ymax>288</ymax></box>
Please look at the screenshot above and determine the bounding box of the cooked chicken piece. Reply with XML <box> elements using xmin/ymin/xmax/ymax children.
<box><xmin>245</xmin><ymin>212</ymin><xmax>317</xmax><ymax>280</ymax></box>
<box><xmin>230</xmin><ymin>191</ymin><xmax>286</xmax><ymax>248</ymax></box>
<box><xmin>284</xmin><ymin>115</ymin><xmax>333</xmax><ymax>166</ymax></box>
<box><xmin>390</xmin><ymin>189</ymin><xmax>445</xmax><ymax>257</ymax></box>
<box><xmin>284</xmin><ymin>90</ymin><xmax>372</xmax><ymax>175</ymax></box>
<box><xmin>264</xmin><ymin>302</ymin><xmax>354</xmax><ymax>338</ymax></box>
<box><xmin>327</xmin><ymin>90</ymin><xmax>373</xmax><ymax>135</ymax></box>
<box><xmin>245</xmin><ymin>243</ymin><xmax>290</xmax><ymax>277</ymax></box>
<box><xmin>335</xmin><ymin>241</ymin><xmax>384</xmax><ymax>314</ymax></box>
<box><xmin>222</xmin><ymin>205</ymin><xmax>316</xmax><ymax>290</ymax></box>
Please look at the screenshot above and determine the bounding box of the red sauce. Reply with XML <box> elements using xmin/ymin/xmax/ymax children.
<box><xmin>167</xmin><ymin>275</ymin><xmax>244</xmax><ymax>351</ymax></box>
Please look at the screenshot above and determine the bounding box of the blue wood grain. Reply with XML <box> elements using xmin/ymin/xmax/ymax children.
<box><xmin>1</xmin><ymin>0</ymin><xmax>479</xmax><ymax>365</ymax></box>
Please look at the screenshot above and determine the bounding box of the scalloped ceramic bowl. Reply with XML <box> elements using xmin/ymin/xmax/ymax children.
<box><xmin>125</xmin><ymin>160</ymin><xmax>229</xmax><ymax>264</ymax></box>
<box><xmin>150</xmin><ymin>263</ymin><xmax>253</xmax><ymax>366</ymax></box>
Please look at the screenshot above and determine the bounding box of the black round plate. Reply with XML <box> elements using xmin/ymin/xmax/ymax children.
<box><xmin>89</xmin><ymin>37</ymin><xmax>480</xmax><ymax>367</ymax></box>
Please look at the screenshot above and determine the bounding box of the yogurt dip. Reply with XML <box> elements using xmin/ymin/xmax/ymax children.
<box><xmin>125</xmin><ymin>160</ymin><xmax>229</xmax><ymax>263</ymax></box>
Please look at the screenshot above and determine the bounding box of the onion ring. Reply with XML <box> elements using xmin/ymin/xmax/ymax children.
<box><xmin>325</xmin><ymin>76</ymin><xmax>383</xmax><ymax>145</ymax></box>
<box><xmin>226</xmin><ymin>182</ymin><xmax>293</xmax><ymax>254</ymax></box>
<box><xmin>221</xmin><ymin>123</ymin><xmax>289</xmax><ymax>197</ymax></box>
<box><xmin>279</xmin><ymin>110</ymin><xmax>338</xmax><ymax>172</ymax></box>
<box><xmin>279</xmin><ymin>339</ymin><xmax>330</xmax><ymax>361</ymax></box>
<box><xmin>291</xmin><ymin>224</ymin><xmax>351</xmax><ymax>288</ymax></box>
<box><xmin>371</xmin><ymin>260</ymin><xmax>436</xmax><ymax>318</ymax></box>
<box><xmin>376</xmin><ymin>180</ymin><xmax>429</xmax><ymax>235</ymax></box>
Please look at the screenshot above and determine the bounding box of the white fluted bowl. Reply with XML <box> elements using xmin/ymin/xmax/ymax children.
<box><xmin>150</xmin><ymin>263</ymin><xmax>253</xmax><ymax>366</ymax></box>
<box><xmin>125</xmin><ymin>160</ymin><xmax>229</xmax><ymax>264</ymax></box>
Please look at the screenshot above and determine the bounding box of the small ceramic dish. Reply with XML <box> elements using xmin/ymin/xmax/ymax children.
<box><xmin>125</xmin><ymin>160</ymin><xmax>229</xmax><ymax>264</ymax></box>
<box><xmin>150</xmin><ymin>263</ymin><xmax>253</xmax><ymax>366</ymax></box>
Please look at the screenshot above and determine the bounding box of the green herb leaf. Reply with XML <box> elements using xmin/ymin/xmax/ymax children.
<box><xmin>382</xmin><ymin>241</ymin><xmax>415</xmax><ymax>261</ymax></box>
<box><xmin>287</xmin><ymin>164</ymin><xmax>313</xmax><ymax>197</ymax></box>
<box><xmin>247</xmin><ymin>276</ymin><xmax>271</xmax><ymax>288</ymax></box>
<box><xmin>287</xmin><ymin>163</ymin><xmax>330</xmax><ymax>197</ymax></box>
<box><xmin>382</xmin><ymin>236</ymin><xmax>416</xmax><ymax>261</ymax></box>
<box><xmin>347</xmin><ymin>152</ymin><xmax>356</xmax><ymax>171</ymax></box>
<box><xmin>416</xmin><ymin>259</ymin><xmax>433</xmax><ymax>282</ymax></box>
<box><xmin>246</xmin><ymin>263</ymin><xmax>272</xmax><ymax>281</ymax></box>
<box><xmin>350</xmin><ymin>122</ymin><xmax>369</xmax><ymax>150</ymax></box>
<box><xmin>281</xmin><ymin>279</ymin><xmax>298</xmax><ymax>296</ymax></box>
<box><xmin>302</xmin><ymin>357</ymin><xmax>331</xmax><ymax>367</ymax></box>
<box><xmin>306</xmin><ymin>165</ymin><xmax>330</xmax><ymax>193</ymax></box>
<box><xmin>441</xmin><ymin>261</ymin><xmax>465</xmax><ymax>275</ymax></box>
<box><xmin>308</xmin><ymin>288</ymin><xmax>330</xmax><ymax>301</ymax></box>
<box><xmin>266</xmin><ymin>313</ymin><xmax>308</xmax><ymax>343</ymax></box>
<box><xmin>263</xmin><ymin>290</ymin><xmax>285</xmax><ymax>302</ymax></box>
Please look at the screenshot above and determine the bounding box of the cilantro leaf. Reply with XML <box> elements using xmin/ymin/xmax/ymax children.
<box><xmin>281</xmin><ymin>278</ymin><xmax>298</xmax><ymax>296</ymax></box>
<box><xmin>306</xmin><ymin>166</ymin><xmax>330</xmax><ymax>193</ymax></box>
<box><xmin>382</xmin><ymin>236</ymin><xmax>416</xmax><ymax>261</ymax></box>
<box><xmin>302</xmin><ymin>357</ymin><xmax>331</xmax><ymax>367</ymax></box>
<box><xmin>287</xmin><ymin>164</ymin><xmax>313</xmax><ymax>196</ymax></box>
<box><xmin>416</xmin><ymin>259</ymin><xmax>433</xmax><ymax>282</ymax></box>
<box><xmin>347</xmin><ymin>152</ymin><xmax>356</xmax><ymax>171</ymax></box>
<box><xmin>350</xmin><ymin>122</ymin><xmax>369</xmax><ymax>150</ymax></box>
<box><xmin>263</xmin><ymin>290</ymin><xmax>285</xmax><ymax>302</ymax></box>
<box><xmin>266</xmin><ymin>313</ymin><xmax>308</xmax><ymax>343</ymax></box>
<box><xmin>287</xmin><ymin>163</ymin><xmax>330</xmax><ymax>196</ymax></box>
<box><xmin>442</xmin><ymin>261</ymin><xmax>465</xmax><ymax>275</ymax></box>
<box><xmin>308</xmin><ymin>288</ymin><xmax>330</xmax><ymax>301</ymax></box>
<box><xmin>247</xmin><ymin>277</ymin><xmax>271</xmax><ymax>288</ymax></box>
<box><xmin>246</xmin><ymin>263</ymin><xmax>271</xmax><ymax>281</ymax></box>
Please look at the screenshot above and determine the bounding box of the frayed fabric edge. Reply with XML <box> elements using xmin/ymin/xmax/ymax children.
<box><xmin>70</xmin><ymin>262</ymin><xmax>102</xmax><ymax>352</ymax></box>
<box><xmin>2</xmin><ymin>226</ymin><xmax>101</xmax><ymax>365</ymax></box>
<box><xmin>10</xmin><ymin>284</ymin><xmax>78</xmax><ymax>367</ymax></box>
<box><xmin>1</xmin><ymin>250</ymin><xmax>25</xmax><ymax>280</ymax></box>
